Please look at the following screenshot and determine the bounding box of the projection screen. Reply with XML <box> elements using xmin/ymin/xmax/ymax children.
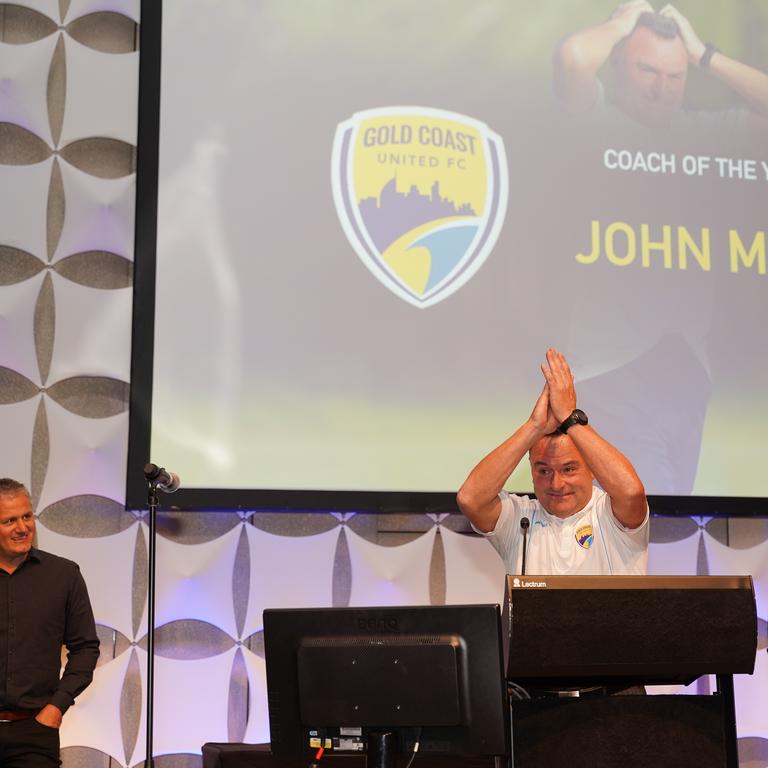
<box><xmin>128</xmin><ymin>0</ymin><xmax>768</xmax><ymax>513</ymax></box>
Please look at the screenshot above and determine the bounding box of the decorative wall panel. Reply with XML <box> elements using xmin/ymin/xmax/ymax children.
<box><xmin>0</xmin><ymin>3</ymin><xmax>765</xmax><ymax>768</ymax></box>
<box><xmin>440</xmin><ymin>525</ymin><xmax>507</xmax><ymax>605</ymax></box>
<box><xmin>0</xmin><ymin>159</ymin><xmax>52</xmax><ymax>257</ymax></box>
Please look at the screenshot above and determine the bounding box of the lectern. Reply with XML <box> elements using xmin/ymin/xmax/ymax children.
<box><xmin>502</xmin><ymin>575</ymin><xmax>757</xmax><ymax>768</ymax></box>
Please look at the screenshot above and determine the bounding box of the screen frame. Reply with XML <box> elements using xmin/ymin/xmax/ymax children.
<box><xmin>262</xmin><ymin>604</ymin><xmax>510</xmax><ymax>757</ymax></box>
<box><xmin>126</xmin><ymin>0</ymin><xmax>768</xmax><ymax>517</ymax></box>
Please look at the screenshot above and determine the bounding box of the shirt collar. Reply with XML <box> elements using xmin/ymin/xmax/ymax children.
<box><xmin>27</xmin><ymin>547</ymin><xmax>42</xmax><ymax>562</ymax></box>
<box><xmin>0</xmin><ymin>547</ymin><xmax>41</xmax><ymax>575</ymax></box>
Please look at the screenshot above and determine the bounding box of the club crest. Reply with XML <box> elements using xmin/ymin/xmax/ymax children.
<box><xmin>331</xmin><ymin>107</ymin><xmax>508</xmax><ymax>308</ymax></box>
<box><xmin>576</xmin><ymin>524</ymin><xmax>594</xmax><ymax>549</ymax></box>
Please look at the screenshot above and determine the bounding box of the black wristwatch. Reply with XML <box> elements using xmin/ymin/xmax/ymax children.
<box><xmin>558</xmin><ymin>409</ymin><xmax>588</xmax><ymax>434</ymax></box>
<box><xmin>700</xmin><ymin>42</ymin><xmax>718</xmax><ymax>70</ymax></box>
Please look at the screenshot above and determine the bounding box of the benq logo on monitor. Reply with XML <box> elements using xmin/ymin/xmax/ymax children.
<box><xmin>356</xmin><ymin>617</ymin><xmax>398</xmax><ymax>632</ymax></box>
<box><xmin>331</xmin><ymin>107</ymin><xmax>508</xmax><ymax>308</ymax></box>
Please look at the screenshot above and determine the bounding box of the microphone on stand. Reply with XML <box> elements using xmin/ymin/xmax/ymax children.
<box><xmin>141</xmin><ymin>462</ymin><xmax>181</xmax><ymax>767</ymax></box>
<box><xmin>143</xmin><ymin>463</ymin><xmax>181</xmax><ymax>494</ymax></box>
<box><xmin>520</xmin><ymin>517</ymin><xmax>530</xmax><ymax>576</ymax></box>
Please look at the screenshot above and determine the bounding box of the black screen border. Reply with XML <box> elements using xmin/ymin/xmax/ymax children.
<box><xmin>263</xmin><ymin>604</ymin><xmax>510</xmax><ymax>757</ymax></box>
<box><xmin>126</xmin><ymin>0</ymin><xmax>767</xmax><ymax>517</ymax></box>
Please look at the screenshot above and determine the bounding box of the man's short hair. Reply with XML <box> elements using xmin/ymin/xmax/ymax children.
<box><xmin>611</xmin><ymin>12</ymin><xmax>682</xmax><ymax>68</ymax></box>
<box><xmin>0</xmin><ymin>478</ymin><xmax>29</xmax><ymax>497</ymax></box>
<box><xmin>634</xmin><ymin>12</ymin><xmax>681</xmax><ymax>40</ymax></box>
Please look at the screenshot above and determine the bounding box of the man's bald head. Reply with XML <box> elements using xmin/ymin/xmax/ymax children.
<box><xmin>529</xmin><ymin>433</ymin><xmax>595</xmax><ymax>518</ymax></box>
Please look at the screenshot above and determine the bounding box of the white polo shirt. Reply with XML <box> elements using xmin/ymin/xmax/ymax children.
<box><xmin>476</xmin><ymin>486</ymin><xmax>649</xmax><ymax>576</ymax></box>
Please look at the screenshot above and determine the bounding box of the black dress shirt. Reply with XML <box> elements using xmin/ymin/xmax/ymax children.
<box><xmin>0</xmin><ymin>548</ymin><xmax>100</xmax><ymax>713</ymax></box>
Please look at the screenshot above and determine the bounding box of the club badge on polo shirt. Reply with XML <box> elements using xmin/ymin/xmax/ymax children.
<box><xmin>576</xmin><ymin>524</ymin><xmax>594</xmax><ymax>549</ymax></box>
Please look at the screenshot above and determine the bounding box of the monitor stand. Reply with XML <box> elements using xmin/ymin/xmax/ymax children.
<box><xmin>367</xmin><ymin>731</ymin><xmax>396</xmax><ymax>768</ymax></box>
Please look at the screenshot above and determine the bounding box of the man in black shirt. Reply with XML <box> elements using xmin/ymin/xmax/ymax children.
<box><xmin>0</xmin><ymin>478</ymin><xmax>100</xmax><ymax>767</ymax></box>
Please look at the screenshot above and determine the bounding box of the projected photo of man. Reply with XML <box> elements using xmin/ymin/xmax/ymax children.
<box><xmin>554</xmin><ymin>0</ymin><xmax>768</xmax><ymax>129</ymax></box>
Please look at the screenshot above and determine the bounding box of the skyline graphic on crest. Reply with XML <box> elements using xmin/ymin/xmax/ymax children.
<box><xmin>359</xmin><ymin>176</ymin><xmax>476</xmax><ymax>254</ymax></box>
<box><xmin>331</xmin><ymin>107</ymin><xmax>508</xmax><ymax>308</ymax></box>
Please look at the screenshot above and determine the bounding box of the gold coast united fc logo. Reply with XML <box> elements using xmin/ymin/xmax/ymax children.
<box><xmin>331</xmin><ymin>107</ymin><xmax>508</xmax><ymax>308</ymax></box>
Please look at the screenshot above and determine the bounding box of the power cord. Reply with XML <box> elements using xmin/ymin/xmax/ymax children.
<box><xmin>508</xmin><ymin>682</ymin><xmax>531</xmax><ymax>700</ymax></box>
<box><xmin>403</xmin><ymin>727</ymin><xmax>422</xmax><ymax>768</ymax></box>
<box><xmin>309</xmin><ymin>746</ymin><xmax>325</xmax><ymax>768</ymax></box>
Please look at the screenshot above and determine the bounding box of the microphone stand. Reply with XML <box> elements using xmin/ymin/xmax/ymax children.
<box><xmin>520</xmin><ymin>517</ymin><xmax>530</xmax><ymax>576</ymax></box>
<box><xmin>509</xmin><ymin>516</ymin><xmax>530</xmax><ymax>768</ymax></box>
<box><xmin>144</xmin><ymin>480</ymin><xmax>159</xmax><ymax>768</ymax></box>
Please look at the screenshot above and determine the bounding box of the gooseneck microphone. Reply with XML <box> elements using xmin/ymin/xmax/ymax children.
<box><xmin>143</xmin><ymin>463</ymin><xmax>181</xmax><ymax>493</ymax></box>
<box><xmin>520</xmin><ymin>517</ymin><xmax>530</xmax><ymax>576</ymax></box>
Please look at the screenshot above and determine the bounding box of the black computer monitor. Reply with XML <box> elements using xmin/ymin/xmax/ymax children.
<box><xmin>263</xmin><ymin>604</ymin><xmax>509</xmax><ymax>762</ymax></box>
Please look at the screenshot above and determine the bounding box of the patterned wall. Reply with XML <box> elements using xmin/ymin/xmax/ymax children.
<box><xmin>0</xmin><ymin>2</ymin><xmax>766</xmax><ymax>767</ymax></box>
